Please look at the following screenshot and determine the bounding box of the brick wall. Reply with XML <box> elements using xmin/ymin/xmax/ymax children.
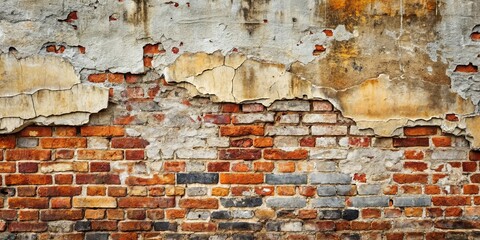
<box><xmin>0</xmin><ymin>85</ymin><xmax>479</xmax><ymax>239</ymax></box>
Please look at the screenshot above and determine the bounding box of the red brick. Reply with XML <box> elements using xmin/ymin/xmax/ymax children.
<box><xmin>253</xmin><ymin>137</ymin><xmax>273</xmax><ymax>147</ymax></box>
<box><xmin>264</xmin><ymin>149</ymin><xmax>308</xmax><ymax>160</ymax></box>
<box><xmin>371</xmin><ymin>221</ymin><xmax>391</xmax><ymax>230</ymax></box>
<box><xmin>107</xmin><ymin>210</ymin><xmax>125</xmax><ymax>220</ymax></box>
<box><xmin>18</xmin><ymin>162</ymin><xmax>38</xmax><ymax>173</ymax></box>
<box><xmin>0</xmin><ymin>136</ymin><xmax>16</xmax><ymax>148</ymax></box>
<box><xmin>118</xmin><ymin>221</ymin><xmax>152</xmax><ymax>231</ymax></box>
<box><xmin>125</xmin><ymin>174</ymin><xmax>175</xmax><ymax>185</ymax></box>
<box><xmin>19</xmin><ymin>210</ymin><xmax>38</xmax><ymax>221</ymax></box>
<box><xmin>125</xmin><ymin>74</ymin><xmax>141</xmax><ymax>84</ymax></box>
<box><xmin>362</xmin><ymin>209</ymin><xmax>381</xmax><ymax>219</ymax></box>
<box><xmin>108</xmin><ymin>73</ymin><xmax>124</xmax><ymax>84</ymax></box>
<box><xmin>143</xmin><ymin>56</ymin><xmax>153</xmax><ymax>67</ymax></box>
<box><xmin>404</xmin><ymin>150</ymin><xmax>424</xmax><ymax>160</ymax></box>
<box><xmin>6</xmin><ymin>149</ymin><xmax>51</xmax><ymax>161</ymax></box>
<box><xmin>18</xmin><ymin>127</ymin><xmax>52</xmax><ymax>137</ymax></box>
<box><xmin>402</xmin><ymin>185</ymin><xmax>422</xmax><ymax>194</ymax></box>
<box><xmin>426</xmin><ymin>208</ymin><xmax>443</xmax><ymax>218</ymax></box>
<box><xmin>91</xmin><ymin>220</ymin><xmax>118</xmax><ymax>231</ymax></box>
<box><xmin>393</xmin><ymin>138</ymin><xmax>429</xmax><ymax>147</ymax></box>
<box><xmin>87</xmin><ymin>186</ymin><xmax>106</xmax><ymax>196</ymax></box>
<box><xmin>425</xmin><ymin>185</ymin><xmax>441</xmax><ymax>194</ymax></box>
<box><xmin>242</xmin><ymin>103</ymin><xmax>264</xmax><ymax>112</ymax></box>
<box><xmin>38</xmin><ymin>186</ymin><xmax>82</xmax><ymax>197</ymax></box>
<box><xmin>179</xmin><ymin>198</ymin><xmax>218</xmax><ymax>209</ymax></box>
<box><xmin>5</xmin><ymin>175</ymin><xmax>52</xmax><ymax>185</ymax></box>
<box><xmin>299</xmin><ymin>137</ymin><xmax>315</xmax><ymax>147</ymax></box>
<box><xmin>232</xmin><ymin>186</ymin><xmax>251</xmax><ymax>196</ymax></box>
<box><xmin>114</xmin><ymin>115</ymin><xmax>136</xmax><ymax>125</ymax></box>
<box><xmin>76</xmin><ymin>174</ymin><xmax>120</xmax><ymax>184</ymax></box>
<box><xmin>404</xmin><ymin>126</ymin><xmax>437</xmax><ymax>136</ymax></box>
<box><xmin>143</xmin><ymin>44</ymin><xmax>161</xmax><ymax>55</ymax></box>
<box><xmin>277</xmin><ymin>186</ymin><xmax>296</xmax><ymax>195</ymax></box>
<box><xmin>278</xmin><ymin>162</ymin><xmax>295</xmax><ymax>173</ymax></box>
<box><xmin>254</xmin><ymin>186</ymin><xmax>274</xmax><ymax>196</ymax></box>
<box><xmin>446</xmin><ymin>114</ymin><xmax>459</xmax><ymax>121</ymax></box>
<box><xmin>230</xmin><ymin>138</ymin><xmax>253</xmax><ymax>147</ymax></box>
<box><xmin>463</xmin><ymin>162</ymin><xmax>477</xmax><ymax>172</ymax></box>
<box><xmin>165</xmin><ymin>209</ymin><xmax>186</xmax><ymax>219</ymax></box>
<box><xmin>55</xmin><ymin>174</ymin><xmax>73</xmax><ymax>184</ymax></box>
<box><xmin>51</xmin><ymin>197</ymin><xmax>71</xmax><ymax>209</ymax></box>
<box><xmin>55</xmin><ymin>149</ymin><xmax>75</xmax><ymax>159</ymax></box>
<box><xmin>40</xmin><ymin>138</ymin><xmax>86</xmax><ymax>148</ymax></box>
<box><xmin>432</xmin><ymin>196</ymin><xmax>470</xmax><ymax>206</ymax></box>
<box><xmin>426</xmin><ymin>233</ymin><xmax>445</xmax><ymax>240</ymax></box>
<box><xmin>164</xmin><ymin>161</ymin><xmax>185</xmax><ymax>172</ymax></box>
<box><xmin>312</xmin><ymin>101</ymin><xmax>333</xmax><ymax>111</ymax></box>
<box><xmin>111</xmin><ymin>138</ymin><xmax>149</xmax><ymax>148</ymax></box>
<box><xmin>469</xmin><ymin>150</ymin><xmax>480</xmax><ymax>161</ymax></box>
<box><xmin>181</xmin><ymin>222</ymin><xmax>216</xmax><ymax>232</ymax></box>
<box><xmin>454</xmin><ymin>63</ymin><xmax>478</xmax><ymax>73</ymax></box>
<box><xmin>207</xmin><ymin>162</ymin><xmax>230</xmax><ymax>172</ymax></box>
<box><xmin>90</xmin><ymin>162</ymin><xmax>110</xmax><ymax>172</ymax></box>
<box><xmin>220</xmin><ymin>126</ymin><xmax>264</xmax><ymax>137</ymax></box>
<box><xmin>204</xmin><ymin>114</ymin><xmax>231</xmax><ymax>124</ymax></box>
<box><xmin>393</xmin><ymin>174</ymin><xmax>428</xmax><ymax>184</ymax></box>
<box><xmin>118</xmin><ymin>197</ymin><xmax>175</xmax><ymax>208</ymax></box>
<box><xmin>317</xmin><ymin>221</ymin><xmax>335</xmax><ymax>231</ymax></box>
<box><xmin>127</xmin><ymin>209</ymin><xmax>146</xmax><ymax>220</ymax></box>
<box><xmin>464</xmin><ymin>185</ymin><xmax>479</xmax><ymax>194</ymax></box>
<box><xmin>432</xmin><ymin>137</ymin><xmax>451</xmax><ymax>147</ymax></box>
<box><xmin>125</xmin><ymin>87</ymin><xmax>144</xmax><ymax>98</ymax></box>
<box><xmin>0</xmin><ymin>210</ymin><xmax>16</xmax><ymax>220</ymax></box>
<box><xmin>0</xmin><ymin>163</ymin><xmax>15</xmax><ymax>173</ymax></box>
<box><xmin>80</xmin><ymin>126</ymin><xmax>125</xmax><ymax>137</ymax></box>
<box><xmin>353</xmin><ymin>173</ymin><xmax>367</xmax><ymax>183</ymax></box>
<box><xmin>77</xmin><ymin>149</ymin><xmax>123</xmax><ymax>160</ymax></box>
<box><xmin>445</xmin><ymin>207</ymin><xmax>463</xmax><ymax>217</ymax></box>
<box><xmin>403</xmin><ymin>162</ymin><xmax>428</xmax><ymax>172</ymax></box>
<box><xmin>55</xmin><ymin>127</ymin><xmax>77</xmax><ymax>136</ymax></box>
<box><xmin>299</xmin><ymin>186</ymin><xmax>316</xmax><ymax>197</ymax></box>
<box><xmin>9</xmin><ymin>222</ymin><xmax>47</xmax><ymax>232</ymax></box>
<box><xmin>88</xmin><ymin>73</ymin><xmax>108</xmax><ymax>82</ymax></box>
<box><xmin>219</xmin><ymin>173</ymin><xmax>264</xmax><ymax>184</ymax></box>
<box><xmin>253</xmin><ymin>161</ymin><xmax>274</xmax><ymax>172</ymax></box>
<box><xmin>298</xmin><ymin>209</ymin><xmax>317</xmax><ymax>219</ymax></box>
<box><xmin>349</xmin><ymin>137</ymin><xmax>370</xmax><ymax>147</ymax></box>
<box><xmin>125</xmin><ymin>150</ymin><xmax>145</xmax><ymax>160</ymax></box>
<box><xmin>221</xmin><ymin>103</ymin><xmax>240</xmax><ymax>113</ymax></box>
<box><xmin>109</xmin><ymin>187</ymin><xmax>127</xmax><ymax>197</ymax></box>
<box><xmin>146</xmin><ymin>209</ymin><xmax>164</xmax><ymax>220</ymax></box>
<box><xmin>40</xmin><ymin>209</ymin><xmax>82</xmax><ymax>221</ymax></box>
<box><xmin>470</xmin><ymin>174</ymin><xmax>480</xmax><ymax>183</ymax></box>
<box><xmin>219</xmin><ymin>149</ymin><xmax>261</xmax><ymax>160</ymax></box>
<box><xmin>8</xmin><ymin>198</ymin><xmax>49</xmax><ymax>209</ymax></box>
<box><xmin>17</xmin><ymin>186</ymin><xmax>36</xmax><ymax>197</ymax></box>
<box><xmin>351</xmin><ymin>221</ymin><xmax>370</xmax><ymax>230</ymax></box>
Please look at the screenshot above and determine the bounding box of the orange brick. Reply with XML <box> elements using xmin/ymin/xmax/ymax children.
<box><xmin>405</xmin><ymin>208</ymin><xmax>423</xmax><ymax>217</ymax></box>
<box><xmin>404</xmin><ymin>126</ymin><xmax>437</xmax><ymax>136</ymax></box>
<box><xmin>164</xmin><ymin>161</ymin><xmax>185</xmax><ymax>172</ymax></box>
<box><xmin>253</xmin><ymin>137</ymin><xmax>273</xmax><ymax>147</ymax></box>
<box><xmin>212</xmin><ymin>187</ymin><xmax>229</xmax><ymax>196</ymax></box>
<box><xmin>165</xmin><ymin>209</ymin><xmax>186</xmax><ymax>219</ymax></box>
<box><xmin>6</xmin><ymin>175</ymin><xmax>52</xmax><ymax>185</ymax></box>
<box><xmin>404</xmin><ymin>150</ymin><xmax>424</xmax><ymax>160</ymax></box>
<box><xmin>253</xmin><ymin>162</ymin><xmax>274</xmax><ymax>172</ymax></box>
<box><xmin>298</xmin><ymin>210</ymin><xmax>317</xmax><ymax>219</ymax></box>
<box><xmin>264</xmin><ymin>149</ymin><xmax>308</xmax><ymax>160</ymax></box>
<box><xmin>464</xmin><ymin>185</ymin><xmax>479</xmax><ymax>194</ymax></box>
<box><xmin>232</xmin><ymin>162</ymin><xmax>250</xmax><ymax>172</ymax></box>
<box><xmin>6</xmin><ymin>149</ymin><xmax>51</xmax><ymax>161</ymax></box>
<box><xmin>393</xmin><ymin>174</ymin><xmax>428</xmax><ymax>184</ymax></box>
<box><xmin>179</xmin><ymin>198</ymin><xmax>218</xmax><ymax>209</ymax></box>
<box><xmin>55</xmin><ymin>127</ymin><xmax>77</xmax><ymax>136</ymax></box>
<box><xmin>432</xmin><ymin>136</ymin><xmax>451</xmax><ymax>147</ymax></box>
<box><xmin>278</xmin><ymin>162</ymin><xmax>295</xmax><ymax>173</ymax></box>
<box><xmin>277</xmin><ymin>186</ymin><xmax>296</xmax><ymax>196</ymax></box>
<box><xmin>362</xmin><ymin>209</ymin><xmax>381</xmax><ymax>219</ymax></box>
<box><xmin>87</xmin><ymin>186</ymin><xmax>107</xmax><ymax>196</ymax></box>
<box><xmin>181</xmin><ymin>222</ymin><xmax>216</xmax><ymax>232</ymax></box>
<box><xmin>40</xmin><ymin>138</ymin><xmax>87</xmax><ymax>148</ymax></box>
<box><xmin>220</xmin><ymin>126</ymin><xmax>264</xmax><ymax>137</ymax></box>
<box><xmin>299</xmin><ymin>186</ymin><xmax>316</xmax><ymax>197</ymax></box>
<box><xmin>219</xmin><ymin>173</ymin><xmax>264</xmax><ymax>184</ymax></box>
<box><xmin>18</xmin><ymin>210</ymin><xmax>38</xmax><ymax>221</ymax></box>
<box><xmin>425</xmin><ymin>185</ymin><xmax>441</xmax><ymax>195</ymax></box>
<box><xmin>401</xmin><ymin>185</ymin><xmax>422</xmax><ymax>194</ymax></box>
<box><xmin>80</xmin><ymin>126</ymin><xmax>124</xmax><ymax>137</ymax></box>
<box><xmin>77</xmin><ymin>150</ymin><xmax>123</xmax><ymax>160</ymax></box>
<box><xmin>454</xmin><ymin>63</ymin><xmax>478</xmax><ymax>73</ymax></box>
<box><xmin>88</xmin><ymin>73</ymin><xmax>108</xmax><ymax>83</ymax></box>
<box><xmin>125</xmin><ymin>174</ymin><xmax>175</xmax><ymax>185</ymax></box>
<box><xmin>0</xmin><ymin>136</ymin><xmax>16</xmax><ymax>148</ymax></box>
<box><xmin>85</xmin><ymin>209</ymin><xmax>105</xmax><ymax>219</ymax></box>
<box><xmin>51</xmin><ymin>197</ymin><xmax>72</xmax><ymax>209</ymax></box>
<box><xmin>18</xmin><ymin>127</ymin><xmax>52</xmax><ymax>137</ymax></box>
<box><xmin>445</xmin><ymin>207</ymin><xmax>463</xmax><ymax>217</ymax></box>
<box><xmin>432</xmin><ymin>196</ymin><xmax>470</xmax><ymax>206</ymax></box>
<box><xmin>403</xmin><ymin>162</ymin><xmax>428</xmax><ymax>172</ymax></box>
<box><xmin>231</xmin><ymin>186</ymin><xmax>251</xmax><ymax>196</ymax></box>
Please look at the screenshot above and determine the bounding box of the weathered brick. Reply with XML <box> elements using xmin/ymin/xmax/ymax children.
<box><xmin>40</xmin><ymin>209</ymin><xmax>83</xmax><ymax>221</ymax></box>
<box><xmin>6</xmin><ymin>149</ymin><xmax>51</xmax><ymax>161</ymax></box>
<box><xmin>312</xmin><ymin>101</ymin><xmax>333</xmax><ymax>111</ymax></box>
<box><xmin>153</xmin><ymin>221</ymin><xmax>178</xmax><ymax>231</ymax></box>
<box><xmin>18</xmin><ymin>126</ymin><xmax>52</xmax><ymax>137</ymax></box>
<box><xmin>220</xmin><ymin>173</ymin><xmax>264</xmax><ymax>184</ymax></box>
<box><xmin>311</xmin><ymin>197</ymin><xmax>345</xmax><ymax>208</ymax></box>
<box><xmin>85</xmin><ymin>233</ymin><xmax>109</xmax><ymax>240</ymax></box>
<box><xmin>9</xmin><ymin>222</ymin><xmax>48</xmax><ymax>232</ymax></box>
<box><xmin>16</xmin><ymin>138</ymin><xmax>38</xmax><ymax>148</ymax></box>
<box><xmin>278</xmin><ymin>114</ymin><xmax>300</xmax><ymax>124</ymax></box>
<box><xmin>5</xmin><ymin>174</ymin><xmax>52</xmax><ymax>185</ymax></box>
<box><xmin>0</xmin><ymin>162</ymin><xmax>15</xmax><ymax>173</ymax></box>
<box><xmin>181</xmin><ymin>222</ymin><xmax>217</xmax><ymax>232</ymax></box>
<box><xmin>230</xmin><ymin>138</ymin><xmax>253</xmax><ymax>147</ymax></box>
<box><xmin>310</xmin><ymin>149</ymin><xmax>348</xmax><ymax>159</ymax></box>
<box><xmin>264</xmin><ymin>149</ymin><xmax>308</xmax><ymax>160</ymax></box>
<box><xmin>80</xmin><ymin>126</ymin><xmax>125</xmax><ymax>137</ymax></box>
<box><xmin>179</xmin><ymin>198</ymin><xmax>218</xmax><ymax>209</ymax></box>
<box><xmin>176</xmin><ymin>148</ymin><xmax>217</xmax><ymax>159</ymax></box>
<box><xmin>310</xmin><ymin>173</ymin><xmax>351</xmax><ymax>184</ymax></box>
<box><xmin>268</xmin><ymin>100</ymin><xmax>310</xmax><ymax>111</ymax></box>
<box><xmin>77</xmin><ymin>149</ymin><xmax>124</xmax><ymax>160</ymax></box>
<box><xmin>118</xmin><ymin>221</ymin><xmax>152</xmax><ymax>231</ymax></box>
<box><xmin>125</xmin><ymin>174</ymin><xmax>175</xmax><ymax>185</ymax></box>
<box><xmin>431</xmin><ymin>150</ymin><xmax>467</xmax><ymax>160</ymax></box>
<box><xmin>73</xmin><ymin>197</ymin><xmax>117</xmax><ymax>208</ymax></box>
<box><xmin>76</xmin><ymin>174</ymin><xmax>120</xmax><ymax>184</ymax></box>
<box><xmin>349</xmin><ymin>197</ymin><xmax>390</xmax><ymax>208</ymax></box>
<box><xmin>266</xmin><ymin>126</ymin><xmax>309</xmax><ymax>136</ymax></box>
<box><xmin>218</xmin><ymin>222</ymin><xmax>263</xmax><ymax>231</ymax></box>
<box><xmin>219</xmin><ymin>149</ymin><xmax>261</xmax><ymax>160</ymax></box>
<box><xmin>266</xmin><ymin>197</ymin><xmax>307</xmax><ymax>208</ymax></box>
<box><xmin>220</xmin><ymin>126</ymin><xmax>264</xmax><ymax>136</ymax></box>
<box><xmin>394</xmin><ymin>196</ymin><xmax>432</xmax><ymax>207</ymax></box>
<box><xmin>302</xmin><ymin>114</ymin><xmax>337</xmax><ymax>123</ymax></box>
<box><xmin>393</xmin><ymin>174</ymin><xmax>428</xmax><ymax>184</ymax></box>
<box><xmin>232</xmin><ymin>113</ymin><xmax>274</xmax><ymax>124</ymax></box>
<box><xmin>208</xmin><ymin>162</ymin><xmax>230</xmax><ymax>172</ymax></box>
<box><xmin>220</xmin><ymin>198</ymin><xmax>263</xmax><ymax>207</ymax></box>
<box><xmin>0</xmin><ymin>136</ymin><xmax>16</xmax><ymax>148</ymax></box>
<box><xmin>118</xmin><ymin>197</ymin><xmax>175</xmax><ymax>208</ymax></box>
<box><xmin>38</xmin><ymin>186</ymin><xmax>82</xmax><ymax>197</ymax></box>
<box><xmin>177</xmin><ymin>173</ymin><xmax>218</xmax><ymax>184</ymax></box>
<box><xmin>75</xmin><ymin>221</ymin><xmax>90</xmax><ymax>231</ymax></box>
<box><xmin>9</xmin><ymin>198</ymin><xmax>49</xmax><ymax>209</ymax></box>
<box><xmin>432</xmin><ymin>196</ymin><xmax>470</xmax><ymax>206</ymax></box>
<box><xmin>404</xmin><ymin>126</ymin><xmax>437</xmax><ymax>136</ymax></box>
<box><xmin>40</xmin><ymin>137</ymin><xmax>87</xmax><ymax>148</ymax></box>
<box><xmin>111</xmin><ymin>137</ymin><xmax>149</xmax><ymax>148</ymax></box>
<box><xmin>393</xmin><ymin>138</ymin><xmax>429</xmax><ymax>147</ymax></box>
<box><xmin>311</xmin><ymin>125</ymin><xmax>347</xmax><ymax>136</ymax></box>
<box><xmin>357</xmin><ymin>184</ymin><xmax>381</xmax><ymax>195</ymax></box>
<box><xmin>266</xmin><ymin>174</ymin><xmax>307</xmax><ymax>185</ymax></box>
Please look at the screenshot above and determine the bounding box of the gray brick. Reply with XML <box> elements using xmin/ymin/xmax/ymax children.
<box><xmin>74</xmin><ymin>221</ymin><xmax>91</xmax><ymax>231</ymax></box>
<box><xmin>357</xmin><ymin>184</ymin><xmax>381</xmax><ymax>195</ymax></box>
<box><xmin>318</xmin><ymin>210</ymin><xmax>342</xmax><ymax>220</ymax></box>
<box><xmin>310</xmin><ymin>149</ymin><xmax>348</xmax><ymax>160</ymax></box>
<box><xmin>266</xmin><ymin>174</ymin><xmax>307</xmax><ymax>185</ymax></box>
<box><xmin>187</xmin><ymin>211</ymin><xmax>210</xmax><ymax>220</ymax></box>
<box><xmin>394</xmin><ymin>196</ymin><xmax>431</xmax><ymax>207</ymax></box>
<box><xmin>177</xmin><ymin>173</ymin><xmax>218</xmax><ymax>184</ymax></box>
<box><xmin>335</xmin><ymin>185</ymin><xmax>355</xmax><ymax>196</ymax></box>
<box><xmin>316</xmin><ymin>161</ymin><xmax>337</xmax><ymax>172</ymax></box>
<box><xmin>317</xmin><ymin>186</ymin><xmax>336</xmax><ymax>196</ymax></box>
<box><xmin>185</xmin><ymin>161</ymin><xmax>205</xmax><ymax>172</ymax></box>
<box><xmin>278</xmin><ymin>114</ymin><xmax>300</xmax><ymax>124</ymax></box>
<box><xmin>153</xmin><ymin>222</ymin><xmax>178</xmax><ymax>231</ymax></box>
<box><xmin>311</xmin><ymin>125</ymin><xmax>348</xmax><ymax>136</ymax></box>
<box><xmin>220</xmin><ymin>198</ymin><xmax>263</xmax><ymax>208</ymax></box>
<box><xmin>280</xmin><ymin>222</ymin><xmax>303</xmax><ymax>232</ymax></box>
<box><xmin>302</xmin><ymin>114</ymin><xmax>337</xmax><ymax>123</ymax></box>
<box><xmin>268</xmin><ymin>100</ymin><xmax>310</xmax><ymax>111</ymax></box>
<box><xmin>207</xmin><ymin>137</ymin><xmax>230</xmax><ymax>147</ymax></box>
<box><xmin>176</xmin><ymin>148</ymin><xmax>217</xmax><ymax>159</ymax></box>
<box><xmin>431</xmin><ymin>150</ymin><xmax>467</xmax><ymax>160</ymax></box>
<box><xmin>186</xmin><ymin>187</ymin><xmax>208</xmax><ymax>196</ymax></box>
<box><xmin>315</xmin><ymin>137</ymin><xmax>337</xmax><ymax>147</ymax></box>
<box><xmin>86</xmin><ymin>233</ymin><xmax>109</xmax><ymax>240</ymax></box>
<box><xmin>232</xmin><ymin>113</ymin><xmax>275</xmax><ymax>124</ymax></box>
<box><xmin>218</xmin><ymin>222</ymin><xmax>262</xmax><ymax>231</ymax></box>
<box><xmin>274</xmin><ymin>136</ymin><xmax>299</xmax><ymax>147</ymax></box>
<box><xmin>266</xmin><ymin>126</ymin><xmax>309</xmax><ymax>136</ymax></box>
<box><xmin>17</xmin><ymin>138</ymin><xmax>38</xmax><ymax>148</ymax></box>
<box><xmin>350</xmin><ymin>196</ymin><xmax>390</xmax><ymax>207</ymax></box>
<box><xmin>266</xmin><ymin>197</ymin><xmax>307</xmax><ymax>208</ymax></box>
<box><xmin>311</xmin><ymin>197</ymin><xmax>345</xmax><ymax>208</ymax></box>
<box><xmin>211</xmin><ymin>211</ymin><xmax>232</xmax><ymax>219</ymax></box>
<box><xmin>310</xmin><ymin>173</ymin><xmax>351</xmax><ymax>184</ymax></box>
<box><xmin>232</xmin><ymin>210</ymin><xmax>254</xmax><ymax>219</ymax></box>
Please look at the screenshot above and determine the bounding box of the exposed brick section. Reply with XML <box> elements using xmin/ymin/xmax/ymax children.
<box><xmin>264</xmin><ymin>149</ymin><xmax>308</xmax><ymax>160</ymax></box>
<box><xmin>220</xmin><ymin>126</ymin><xmax>264</xmax><ymax>136</ymax></box>
<box><xmin>40</xmin><ymin>137</ymin><xmax>87</xmax><ymax>148</ymax></box>
<box><xmin>6</xmin><ymin>149</ymin><xmax>51</xmax><ymax>161</ymax></box>
<box><xmin>404</xmin><ymin>126</ymin><xmax>437</xmax><ymax>136</ymax></box>
<box><xmin>80</xmin><ymin>126</ymin><xmax>125</xmax><ymax>137</ymax></box>
<box><xmin>393</xmin><ymin>138</ymin><xmax>429</xmax><ymax>147</ymax></box>
<box><xmin>111</xmin><ymin>138</ymin><xmax>149</xmax><ymax>148</ymax></box>
<box><xmin>219</xmin><ymin>149</ymin><xmax>261</xmax><ymax>160</ymax></box>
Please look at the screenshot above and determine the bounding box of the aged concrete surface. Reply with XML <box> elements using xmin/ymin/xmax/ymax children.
<box><xmin>1</xmin><ymin>0</ymin><xmax>480</xmax><ymax>140</ymax></box>
<box><xmin>0</xmin><ymin>54</ymin><xmax>108</xmax><ymax>133</ymax></box>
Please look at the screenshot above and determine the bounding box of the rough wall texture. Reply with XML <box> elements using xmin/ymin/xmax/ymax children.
<box><xmin>2</xmin><ymin>0</ymin><xmax>480</xmax><ymax>239</ymax></box>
